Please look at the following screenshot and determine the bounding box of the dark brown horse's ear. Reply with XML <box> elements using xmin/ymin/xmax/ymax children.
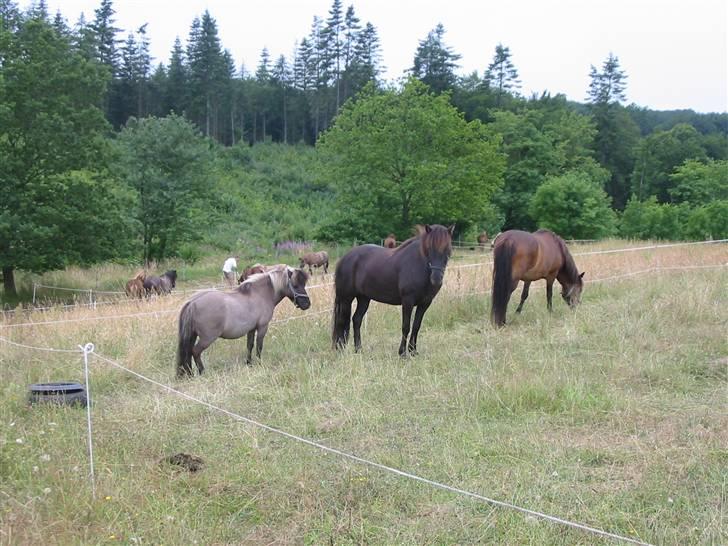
<box><xmin>579</xmin><ymin>272</ymin><xmax>585</xmax><ymax>279</ymax></box>
<box><xmin>448</xmin><ymin>224</ymin><xmax>455</xmax><ymax>235</ymax></box>
<box><xmin>424</xmin><ymin>224</ymin><xmax>432</xmax><ymax>234</ymax></box>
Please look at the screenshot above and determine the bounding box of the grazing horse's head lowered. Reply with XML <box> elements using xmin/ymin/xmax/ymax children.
<box><xmin>418</xmin><ymin>224</ymin><xmax>454</xmax><ymax>287</ymax></box>
<box><xmin>562</xmin><ymin>271</ymin><xmax>585</xmax><ymax>308</ymax></box>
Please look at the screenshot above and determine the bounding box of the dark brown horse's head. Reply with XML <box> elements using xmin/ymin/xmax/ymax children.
<box><xmin>562</xmin><ymin>271</ymin><xmax>585</xmax><ymax>308</ymax></box>
<box><xmin>419</xmin><ymin>224</ymin><xmax>454</xmax><ymax>286</ymax></box>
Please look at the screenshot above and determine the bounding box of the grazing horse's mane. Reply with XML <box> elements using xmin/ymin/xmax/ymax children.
<box><xmin>539</xmin><ymin>229</ymin><xmax>580</xmax><ymax>283</ymax></box>
<box><xmin>133</xmin><ymin>270</ymin><xmax>146</xmax><ymax>281</ymax></box>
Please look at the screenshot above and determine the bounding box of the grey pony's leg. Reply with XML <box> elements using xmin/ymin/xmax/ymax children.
<box><xmin>191</xmin><ymin>335</ymin><xmax>216</xmax><ymax>375</ymax></box>
<box><xmin>515</xmin><ymin>281</ymin><xmax>531</xmax><ymax>314</ymax></box>
<box><xmin>351</xmin><ymin>296</ymin><xmax>371</xmax><ymax>352</ymax></box>
<box><xmin>255</xmin><ymin>324</ymin><xmax>270</xmax><ymax>361</ymax></box>
<box><xmin>407</xmin><ymin>301</ymin><xmax>432</xmax><ymax>355</ymax></box>
<box><xmin>246</xmin><ymin>330</ymin><xmax>255</xmax><ymax>365</ymax></box>
<box><xmin>398</xmin><ymin>302</ymin><xmax>414</xmax><ymax>357</ymax></box>
<box><xmin>546</xmin><ymin>279</ymin><xmax>554</xmax><ymax>312</ymax></box>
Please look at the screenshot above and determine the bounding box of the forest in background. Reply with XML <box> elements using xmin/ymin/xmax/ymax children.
<box><xmin>1</xmin><ymin>0</ymin><xmax>726</xmax><ymax>299</ymax></box>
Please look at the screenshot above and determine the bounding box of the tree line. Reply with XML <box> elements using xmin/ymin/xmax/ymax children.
<box><xmin>1</xmin><ymin>0</ymin><xmax>726</xmax><ymax>300</ymax></box>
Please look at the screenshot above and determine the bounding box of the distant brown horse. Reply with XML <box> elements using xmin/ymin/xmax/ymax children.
<box><xmin>491</xmin><ymin>229</ymin><xmax>584</xmax><ymax>327</ymax></box>
<box><xmin>125</xmin><ymin>271</ymin><xmax>146</xmax><ymax>299</ymax></box>
<box><xmin>477</xmin><ymin>231</ymin><xmax>488</xmax><ymax>250</ymax></box>
<box><xmin>300</xmin><ymin>251</ymin><xmax>329</xmax><ymax>275</ymax></box>
<box><xmin>383</xmin><ymin>234</ymin><xmax>396</xmax><ymax>248</ymax></box>
<box><xmin>238</xmin><ymin>263</ymin><xmax>268</xmax><ymax>283</ymax></box>
<box><xmin>176</xmin><ymin>266</ymin><xmax>311</xmax><ymax>377</ymax></box>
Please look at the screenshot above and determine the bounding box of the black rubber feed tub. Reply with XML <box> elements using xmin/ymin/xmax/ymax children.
<box><xmin>29</xmin><ymin>382</ymin><xmax>87</xmax><ymax>407</ymax></box>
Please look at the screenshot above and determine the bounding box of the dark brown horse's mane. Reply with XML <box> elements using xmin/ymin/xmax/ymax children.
<box><xmin>539</xmin><ymin>229</ymin><xmax>580</xmax><ymax>282</ymax></box>
<box><xmin>392</xmin><ymin>225</ymin><xmax>452</xmax><ymax>257</ymax></box>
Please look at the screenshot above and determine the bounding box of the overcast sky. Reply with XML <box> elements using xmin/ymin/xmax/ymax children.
<box><xmin>32</xmin><ymin>0</ymin><xmax>728</xmax><ymax>113</ymax></box>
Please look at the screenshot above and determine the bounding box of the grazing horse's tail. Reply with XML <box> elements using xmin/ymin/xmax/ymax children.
<box><xmin>332</xmin><ymin>284</ymin><xmax>352</xmax><ymax>350</ymax></box>
<box><xmin>491</xmin><ymin>239</ymin><xmax>515</xmax><ymax>327</ymax></box>
<box><xmin>176</xmin><ymin>302</ymin><xmax>196</xmax><ymax>377</ymax></box>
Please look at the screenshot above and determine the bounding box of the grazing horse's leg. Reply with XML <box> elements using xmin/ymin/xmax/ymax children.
<box><xmin>398</xmin><ymin>302</ymin><xmax>414</xmax><ymax>357</ymax></box>
<box><xmin>246</xmin><ymin>330</ymin><xmax>256</xmax><ymax>365</ymax></box>
<box><xmin>352</xmin><ymin>296</ymin><xmax>371</xmax><ymax>352</ymax></box>
<box><xmin>324</xmin><ymin>261</ymin><xmax>328</xmax><ymax>274</ymax></box>
<box><xmin>407</xmin><ymin>301</ymin><xmax>431</xmax><ymax>356</ymax></box>
<box><xmin>546</xmin><ymin>279</ymin><xmax>555</xmax><ymax>312</ymax></box>
<box><xmin>255</xmin><ymin>324</ymin><xmax>269</xmax><ymax>360</ymax></box>
<box><xmin>515</xmin><ymin>281</ymin><xmax>531</xmax><ymax>314</ymax></box>
<box><xmin>191</xmin><ymin>335</ymin><xmax>215</xmax><ymax>375</ymax></box>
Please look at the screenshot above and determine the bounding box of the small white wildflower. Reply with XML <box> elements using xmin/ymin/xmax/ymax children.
<box><xmin>165</xmin><ymin>515</ymin><xmax>174</xmax><ymax>521</ymax></box>
<box><xmin>15</xmin><ymin>438</ymin><xmax>23</xmax><ymax>444</ymax></box>
<box><xmin>668</xmin><ymin>497</ymin><xmax>674</xmax><ymax>504</ymax></box>
<box><xmin>9</xmin><ymin>422</ymin><xmax>15</xmax><ymax>427</ymax></box>
<box><xmin>48</xmin><ymin>422</ymin><xmax>57</xmax><ymax>427</ymax></box>
<box><xmin>32</xmin><ymin>466</ymin><xmax>39</xmax><ymax>473</ymax></box>
<box><xmin>39</xmin><ymin>431</ymin><xmax>45</xmax><ymax>435</ymax></box>
<box><xmin>72</xmin><ymin>466</ymin><xmax>80</xmax><ymax>472</ymax></box>
<box><xmin>43</xmin><ymin>488</ymin><xmax>51</xmax><ymax>494</ymax></box>
<box><xmin>551</xmin><ymin>471</ymin><xmax>559</xmax><ymax>477</ymax></box>
<box><xmin>40</xmin><ymin>454</ymin><xmax>51</xmax><ymax>462</ymax></box>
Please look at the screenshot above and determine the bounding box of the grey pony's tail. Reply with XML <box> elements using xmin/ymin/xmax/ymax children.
<box><xmin>176</xmin><ymin>302</ymin><xmax>195</xmax><ymax>377</ymax></box>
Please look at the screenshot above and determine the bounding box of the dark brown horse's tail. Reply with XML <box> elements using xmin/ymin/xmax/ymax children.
<box><xmin>331</xmin><ymin>290</ymin><xmax>352</xmax><ymax>350</ymax></box>
<box><xmin>491</xmin><ymin>240</ymin><xmax>514</xmax><ymax>327</ymax></box>
<box><xmin>176</xmin><ymin>302</ymin><xmax>196</xmax><ymax>377</ymax></box>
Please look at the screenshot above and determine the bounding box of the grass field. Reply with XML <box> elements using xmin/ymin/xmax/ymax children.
<box><xmin>1</xmin><ymin>241</ymin><xmax>726</xmax><ymax>545</ymax></box>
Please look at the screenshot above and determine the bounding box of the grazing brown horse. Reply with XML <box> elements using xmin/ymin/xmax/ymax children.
<box><xmin>176</xmin><ymin>266</ymin><xmax>311</xmax><ymax>377</ymax></box>
<box><xmin>299</xmin><ymin>251</ymin><xmax>329</xmax><ymax>275</ymax></box>
<box><xmin>477</xmin><ymin>231</ymin><xmax>488</xmax><ymax>250</ymax></box>
<box><xmin>491</xmin><ymin>229</ymin><xmax>584</xmax><ymax>327</ymax></box>
<box><xmin>333</xmin><ymin>224</ymin><xmax>453</xmax><ymax>356</ymax></box>
<box><xmin>383</xmin><ymin>234</ymin><xmax>397</xmax><ymax>248</ymax></box>
<box><xmin>143</xmin><ymin>270</ymin><xmax>177</xmax><ymax>296</ymax></box>
<box><xmin>125</xmin><ymin>271</ymin><xmax>146</xmax><ymax>299</ymax></box>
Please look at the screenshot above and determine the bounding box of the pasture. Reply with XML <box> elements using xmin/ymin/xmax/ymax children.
<box><xmin>1</xmin><ymin>241</ymin><xmax>726</xmax><ymax>545</ymax></box>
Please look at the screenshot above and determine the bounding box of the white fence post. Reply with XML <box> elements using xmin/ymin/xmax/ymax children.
<box><xmin>79</xmin><ymin>342</ymin><xmax>96</xmax><ymax>499</ymax></box>
<box><xmin>32</xmin><ymin>283</ymin><xmax>37</xmax><ymax>305</ymax></box>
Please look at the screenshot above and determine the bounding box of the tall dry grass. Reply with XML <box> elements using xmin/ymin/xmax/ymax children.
<box><xmin>1</xmin><ymin>240</ymin><xmax>726</xmax><ymax>544</ymax></box>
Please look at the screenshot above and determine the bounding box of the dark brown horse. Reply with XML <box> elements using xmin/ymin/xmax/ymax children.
<box><xmin>125</xmin><ymin>270</ymin><xmax>146</xmax><ymax>299</ymax></box>
<box><xmin>383</xmin><ymin>234</ymin><xmax>396</xmax><ymax>248</ymax></box>
<box><xmin>491</xmin><ymin>229</ymin><xmax>584</xmax><ymax>326</ymax></box>
<box><xmin>299</xmin><ymin>251</ymin><xmax>329</xmax><ymax>275</ymax></box>
<box><xmin>176</xmin><ymin>266</ymin><xmax>310</xmax><ymax>377</ymax></box>
<box><xmin>143</xmin><ymin>270</ymin><xmax>177</xmax><ymax>296</ymax></box>
<box><xmin>333</xmin><ymin>224</ymin><xmax>453</xmax><ymax>356</ymax></box>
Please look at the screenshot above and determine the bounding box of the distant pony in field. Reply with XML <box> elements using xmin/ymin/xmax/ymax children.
<box><xmin>238</xmin><ymin>263</ymin><xmax>269</xmax><ymax>283</ymax></box>
<box><xmin>125</xmin><ymin>271</ymin><xmax>146</xmax><ymax>299</ymax></box>
<box><xmin>477</xmin><ymin>231</ymin><xmax>489</xmax><ymax>251</ymax></box>
<box><xmin>143</xmin><ymin>270</ymin><xmax>177</xmax><ymax>296</ymax></box>
<box><xmin>176</xmin><ymin>266</ymin><xmax>311</xmax><ymax>377</ymax></box>
<box><xmin>333</xmin><ymin>224</ymin><xmax>453</xmax><ymax>356</ymax></box>
<box><xmin>299</xmin><ymin>251</ymin><xmax>329</xmax><ymax>275</ymax></box>
<box><xmin>491</xmin><ymin>229</ymin><xmax>584</xmax><ymax>327</ymax></box>
<box><xmin>383</xmin><ymin>234</ymin><xmax>397</xmax><ymax>248</ymax></box>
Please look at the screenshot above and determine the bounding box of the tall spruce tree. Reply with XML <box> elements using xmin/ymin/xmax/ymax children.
<box><xmin>587</xmin><ymin>53</ymin><xmax>639</xmax><ymax>209</ymax></box>
<box><xmin>411</xmin><ymin>23</ymin><xmax>460</xmax><ymax>94</ymax></box>
<box><xmin>485</xmin><ymin>43</ymin><xmax>521</xmax><ymax>106</ymax></box>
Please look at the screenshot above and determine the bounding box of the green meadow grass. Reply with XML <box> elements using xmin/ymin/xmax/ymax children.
<box><xmin>1</xmin><ymin>251</ymin><xmax>726</xmax><ymax>544</ymax></box>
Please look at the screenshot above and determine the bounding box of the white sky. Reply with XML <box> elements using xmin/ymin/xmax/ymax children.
<box><xmin>32</xmin><ymin>0</ymin><xmax>728</xmax><ymax>112</ymax></box>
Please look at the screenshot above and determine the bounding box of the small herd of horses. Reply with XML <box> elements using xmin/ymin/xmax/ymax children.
<box><xmin>125</xmin><ymin>270</ymin><xmax>177</xmax><ymax>298</ymax></box>
<box><xmin>168</xmin><ymin>227</ymin><xmax>584</xmax><ymax>378</ymax></box>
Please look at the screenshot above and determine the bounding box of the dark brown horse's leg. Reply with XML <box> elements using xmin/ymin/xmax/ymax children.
<box><xmin>398</xmin><ymin>303</ymin><xmax>414</xmax><ymax>357</ymax></box>
<box><xmin>546</xmin><ymin>279</ymin><xmax>554</xmax><ymax>312</ymax></box>
<box><xmin>352</xmin><ymin>296</ymin><xmax>371</xmax><ymax>352</ymax></box>
<box><xmin>408</xmin><ymin>301</ymin><xmax>431</xmax><ymax>355</ymax></box>
<box><xmin>515</xmin><ymin>281</ymin><xmax>531</xmax><ymax>314</ymax></box>
<box><xmin>246</xmin><ymin>330</ymin><xmax>255</xmax><ymax>365</ymax></box>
